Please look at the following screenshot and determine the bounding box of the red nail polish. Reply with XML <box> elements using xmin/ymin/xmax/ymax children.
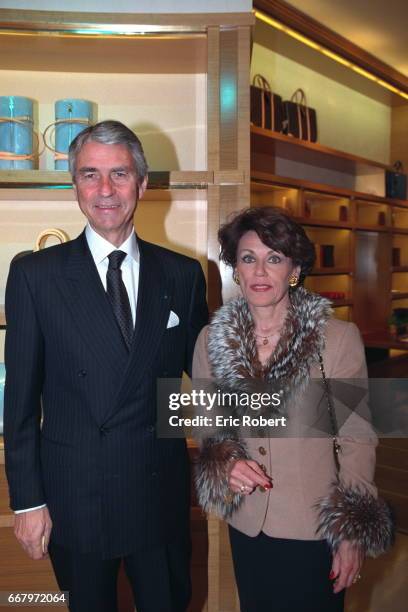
<box><xmin>264</xmin><ymin>482</ymin><xmax>273</xmax><ymax>489</ymax></box>
<box><xmin>329</xmin><ymin>571</ymin><xmax>335</xmax><ymax>579</ymax></box>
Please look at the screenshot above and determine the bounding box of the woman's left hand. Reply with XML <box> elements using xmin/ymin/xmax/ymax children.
<box><xmin>330</xmin><ymin>540</ymin><xmax>364</xmax><ymax>593</ymax></box>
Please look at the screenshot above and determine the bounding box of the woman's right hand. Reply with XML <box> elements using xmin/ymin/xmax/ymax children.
<box><xmin>229</xmin><ymin>459</ymin><xmax>272</xmax><ymax>494</ymax></box>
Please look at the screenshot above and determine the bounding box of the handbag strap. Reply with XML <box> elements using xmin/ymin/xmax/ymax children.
<box><xmin>318</xmin><ymin>352</ymin><xmax>341</xmax><ymax>457</ymax></box>
<box><xmin>253</xmin><ymin>74</ymin><xmax>271</xmax><ymax>91</ymax></box>
<box><xmin>291</xmin><ymin>88</ymin><xmax>307</xmax><ymax>107</ymax></box>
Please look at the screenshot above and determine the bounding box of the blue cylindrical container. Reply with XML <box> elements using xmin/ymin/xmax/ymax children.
<box><xmin>55</xmin><ymin>99</ymin><xmax>93</xmax><ymax>170</ymax></box>
<box><xmin>0</xmin><ymin>96</ymin><xmax>34</xmax><ymax>169</ymax></box>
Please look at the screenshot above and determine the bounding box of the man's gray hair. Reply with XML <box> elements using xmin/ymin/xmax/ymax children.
<box><xmin>68</xmin><ymin>120</ymin><xmax>148</xmax><ymax>183</ymax></box>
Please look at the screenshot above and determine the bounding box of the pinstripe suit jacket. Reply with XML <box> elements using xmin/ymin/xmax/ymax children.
<box><xmin>4</xmin><ymin>231</ymin><xmax>208</xmax><ymax>558</ymax></box>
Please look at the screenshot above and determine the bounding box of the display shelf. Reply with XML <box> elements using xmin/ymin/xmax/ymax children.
<box><xmin>310</xmin><ymin>267</ymin><xmax>351</xmax><ymax>276</ymax></box>
<box><xmin>355</xmin><ymin>224</ymin><xmax>390</xmax><ymax>233</ymax></box>
<box><xmin>391</xmin><ymin>292</ymin><xmax>408</xmax><ymax>301</ymax></box>
<box><xmin>0</xmin><ymin>170</ymin><xmax>245</xmax><ymax>193</ymax></box>
<box><xmin>363</xmin><ymin>331</ymin><xmax>408</xmax><ymax>350</ymax></box>
<box><xmin>251</xmin><ymin>159</ymin><xmax>407</xmax><ymax>344</ymax></box>
<box><xmin>251</xmin><ymin>126</ymin><xmax>390</xmax><ymax>174</ymax></box>
<box><xmin>330</xmin><ymin>299</ymin><xmax>353</xmax><ymax>307</ymax></box>
<box><xmin>0</xmin><ymin>170</ymin><xmax>226</xmax><ymax>189</ymax></box>
<box><xmin>298</xmin><ymin>218</ymin><xmax>353</xmax><ymax>230</ymax></box>
<box><xmin>251</xmin><ymin>171</ymin><xmax>408</xmax><ymax>208</ymax></box>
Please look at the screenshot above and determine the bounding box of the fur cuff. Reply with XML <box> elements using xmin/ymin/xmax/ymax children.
<box><xmin>315</xmin><ymin>482</ymin><xmax>394</xmax><ymax>557</ymax></box>
<box><xmin>194</xmin><ymin>436</ymin><xmax>250</xmax><ymax>519</ymax></box>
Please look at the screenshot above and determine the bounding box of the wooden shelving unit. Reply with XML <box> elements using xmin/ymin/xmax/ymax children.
<box><xmin>251</xmin><ymin>127</ymin><xmax>408</xmax><ymax>342</ymax></box>
<box><xmin>0</xmin><ymin>169</ymin><xmax>245</xmax><ymax>189</ymax></box>
<box><xmin>251</xmin><ymin>126</ymin><xmax>391</xmax><ymax>174</ymax></box>
<box><xmin>0</xmin><ymin>8</ymin><xmax>253</xmax><ymax>608</ymax></box>
<box><xmin>309</xmin><ymin>267</ymin><xmax>352</xmax><ymax>276</ymax></box>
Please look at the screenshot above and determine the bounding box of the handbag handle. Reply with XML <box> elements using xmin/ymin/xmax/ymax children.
<box><xmin>393</xmin><ymin>160</ymin><xmax>404</xmax><ymax>173</ymax></box>
<box><xmin>291</xmin><ymin>88</ymin><xmax>307</xmax><ymax>107</ymax></box>
<box><xmin>34</xmin><ymin>228</ymin><xmax>70</xmax><ymax>251</ymax></box>
<box><xmin>318</xmin><ymin>353</ymin><xmax>341</xmax><ymax>464</ymax></box>
<box><xmin>252</xmin><ymin>74</ymin><xmax>271</xmax><ymax>91</ymax></box>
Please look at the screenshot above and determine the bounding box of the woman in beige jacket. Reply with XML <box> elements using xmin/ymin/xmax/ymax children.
<box><xmin>193</xmin><ymin>207</ymin><xmax>393</xmax><ymax>612</ymax></box>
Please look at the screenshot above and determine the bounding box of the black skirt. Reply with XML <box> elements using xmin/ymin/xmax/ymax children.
<box><xmin>229</xmin><ymin>526</ymin><xmax>345</xmax><ymax>612</ymax></box>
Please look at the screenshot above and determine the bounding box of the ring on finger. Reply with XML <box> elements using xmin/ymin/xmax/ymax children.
<box><xmin>240</xmin><ymin>484</ymin><xmax>246</xmax><ymax>493</ymax></box>
<box><xmin>352</xmin><ymin>574</ymin><xmax>362</xmax><ymax>584</ymax></box>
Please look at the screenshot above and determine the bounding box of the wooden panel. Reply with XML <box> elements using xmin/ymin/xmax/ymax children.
<box><xmin>252</xmin><ymin>170</ymin><xmax>408</xmax><ymax>207</ymax></box>
<box><xmin>377</xmin><ymin>441</ymin><xmax>408</xmax><ymax>472</ymax></box>
<box><xmin>0</xmin><ymin>170</ymin><xmax>214</xmax><ymax>189</ymax></box>
<box><xmin>0</xmin><ymin>527</ymin><xmax>64</xmax><ymax>611</ymax></box>
<box><xmin>0</xmin><ymin>463</ymin><xmax>11</xmax><ymax>516</ymax></box>
<box><xmin>376</xmin><ymin>465</ymin><xmax>408</xmax><ymax>494</ymax></box>
<box><xmin>376</xmin><ymin>440</ymin><xmax>408</xmax><ymax>534</ymax></box>
<box><xmin>391</xmin><ymin>104</ymin><xmax>408</xmax><ymax>171</ymax></box>
<box><xmin>379</xmin><ymin>491</ymin><xmax>408</xmax><ymax>534</ymax></box>
<box><xmin>206</xmin><ymin>26</ymin><xmax>222</xmax><ymax>314</ymax></box>
<box><xmin>354</xmin><ymin>231</ymin><xmax>392</xmax><ymax>334</ymax></box>
<box><xmin>219</xmin><ymin>28</ymin><xmax>239</xmax><ymax>172</ymax></box>
<box><xmin>207</xmin><ymin>517</ymin><xmax>239</xmax><ymax>612</ymax></box>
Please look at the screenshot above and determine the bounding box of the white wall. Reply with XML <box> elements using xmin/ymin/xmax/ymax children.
<box><xmin>252</xmin><ymin>19</ymin><xmax>391</xmax><ymax>164</ymax></box>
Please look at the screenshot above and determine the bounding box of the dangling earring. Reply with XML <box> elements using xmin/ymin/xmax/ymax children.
<box><xmin>288</xmin><ymin>274</ymin><xmax>299</xmax><ymax>288</ymax></box>
<box><xmin>233</xmin><ymin>270</ymin><xmax>240</xmax><ymax>285</ymax></box>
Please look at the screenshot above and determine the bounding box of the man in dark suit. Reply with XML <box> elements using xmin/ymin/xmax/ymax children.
<box><xmin>4</xmin><ymin>120</ymin><xmax>208</xmax><ymax>612</ymax></box>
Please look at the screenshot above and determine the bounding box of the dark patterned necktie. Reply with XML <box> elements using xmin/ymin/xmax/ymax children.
<box><xmin>106</xmin><ymin>250</ymin><xmax>133</xmax><ymax>350</ymax></box>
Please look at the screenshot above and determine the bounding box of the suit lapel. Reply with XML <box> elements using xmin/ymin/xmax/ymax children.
<box><xmin>105</xmin><ymin>239</ymin><xmax>173</xmax><ymax>422</ymax></box>
<box><xmin>55</xmin><ymin>232</ymin><xmax>129</xmax><ymax>389</ymax></box>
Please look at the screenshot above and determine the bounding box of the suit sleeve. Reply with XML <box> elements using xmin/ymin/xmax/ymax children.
<box><xmin>315</xmin><ymin>322</ymin><xmax>394</xmax><ymax>557</ymax></box>
<box><xmin>4</xmin><ymin>261</ymin><xmax>46</xmax><ymax>511</ymax></box>
<box><xmin>184</xmin><ymin>261</ymin><xmax>208</xmax><ymax>378</ymax></box>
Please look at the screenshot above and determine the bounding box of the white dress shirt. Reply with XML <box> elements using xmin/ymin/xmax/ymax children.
<box><xmin>85</xmin><ymin>223</ymin><xmax>140</xmax><ymax>326</ymax></box>
<box><xmin>16</xmin><ymin>224</ymin><xmax>140</xmax><ymax>514</ymax></box>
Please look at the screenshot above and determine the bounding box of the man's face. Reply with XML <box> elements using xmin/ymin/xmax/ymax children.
<box><xmin>73</xmin><ymin>141</ymin><xmax>147</xmax><ymax>246</ymax></box>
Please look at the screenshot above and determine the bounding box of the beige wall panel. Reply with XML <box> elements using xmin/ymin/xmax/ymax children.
<box><xmin>135</xmin><ymin>195</ymin><xmax>208</xmax><ymax>270</ymax></box>
<box><xmin>0</xmin><ymin>200</ymin><xmax>86</xmax><ymax>305</ymax></box>
<box><xmin>251</xmin><ymin>26</ymin><xmax>391</xmax><ymax>164</ymax></box>
<box><xmin>0</xmin><ymin>194</ymin><xmax>207</xmax><ymax>308</ymax></box>
<box><xmin>0</xmin><ymin>70</ymin><xmax>207</xmax><ymax>172</ymax></box>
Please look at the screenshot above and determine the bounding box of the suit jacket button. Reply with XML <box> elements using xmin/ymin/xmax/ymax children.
<box><xmin>100</xmin><ymin>426</ymin><xmax>109</xmax><ymax>435</ymax></box>
<box><xmin>258</xmin><ymin>446</ymin><xmax>267</xmax><ymax>456</ymax></box>
<box><xmin>147</xmin><ymin>425</ymin><xmax>155</xmax><ymax>434</ymax></box>
<box><xmin>78</xmin><ymin>369</ymin><xmax>87</xmax><ymax>377</ymax></box>
<box><xmin>151</xmin><ymin>471</ymin><xmax>158</xmax><ymax>478</ymax></box>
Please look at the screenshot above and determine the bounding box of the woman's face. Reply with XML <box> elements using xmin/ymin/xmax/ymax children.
<box><xmin>235</xmin><ymin>230</ymin><xmax>300</xmax><ymax>309</ymax></box>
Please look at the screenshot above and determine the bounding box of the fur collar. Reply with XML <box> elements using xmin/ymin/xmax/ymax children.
<box><xmin>207</xmin><ymin>287</ymin><xmax>332</xmax><ymax>400</ymax></box>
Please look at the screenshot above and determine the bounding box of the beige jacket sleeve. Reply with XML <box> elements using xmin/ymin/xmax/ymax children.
<box><xmin>192</xmin><ymin>325</ymin><xmax>251</xmax><ymax>518</ymax></box>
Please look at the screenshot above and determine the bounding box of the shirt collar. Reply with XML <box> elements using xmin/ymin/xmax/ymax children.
<box><xmin>85</xmin><ymin>224</ymin><xmax>139</xmax><ymax>266</ymax></box>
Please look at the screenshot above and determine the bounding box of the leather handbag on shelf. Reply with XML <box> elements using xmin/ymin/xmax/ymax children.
<box><xmin>11</xmin><ymin>228</ymin><xmax>70</xmax><ymax>263</ymax></box>
<box><xmin>386</xmin><ymin>161</ymin><xmax>407</xmax><ymax>200</ymax></box>
<box><xmin>250</xmin><ymin>74</ymin><xmax>284</xmax><ymax>132</ymax></box>
<box><xmin>283</xmin><ymin>88</ymin><xmax>317</xmax><ymax>142</ymax></box>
